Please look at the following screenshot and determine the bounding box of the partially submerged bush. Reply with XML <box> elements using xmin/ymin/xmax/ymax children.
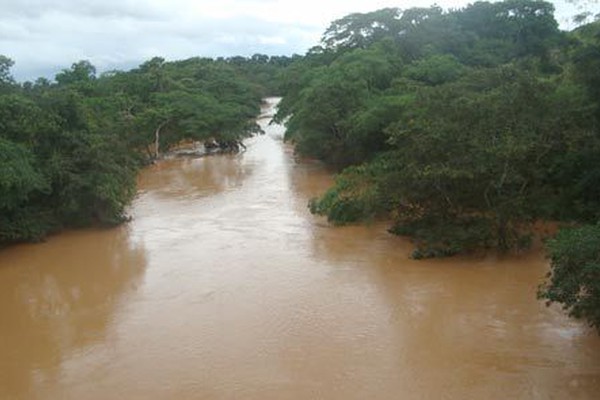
<box><xmin>309</xmin><ymin>164</ymin><xmax>381</xmax><ymax>225</ymax></box>
<box><xmin>538</xmin><ymin>224</ymin><xmax>600</xmax><ymax>331</ymax></box>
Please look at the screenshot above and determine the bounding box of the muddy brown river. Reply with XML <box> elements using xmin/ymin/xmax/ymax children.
<box><xmin>1</xmin><ymin>98</ymin><xmax>599</xmax><ymax>399</ymax></box>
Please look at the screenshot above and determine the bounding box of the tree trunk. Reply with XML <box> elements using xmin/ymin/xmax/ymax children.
<box><xmin>154</xmin><ymin>121</ymin><xmax>167</xmax><ymax>159</ymax></box>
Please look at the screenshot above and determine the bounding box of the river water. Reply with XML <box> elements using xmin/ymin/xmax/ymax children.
<box><xmin>1</xmin><ymin>98</ymin><xmax>599</xmax><ymax>399</ymax></box>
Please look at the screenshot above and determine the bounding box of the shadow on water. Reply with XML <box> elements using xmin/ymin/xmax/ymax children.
<box><xmin>0</xmin><ymin>228</ymin><xmax>147</xmax><ymax>399</ymax></box>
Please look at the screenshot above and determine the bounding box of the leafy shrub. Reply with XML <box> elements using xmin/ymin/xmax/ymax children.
<box><xmin>538</xmin><ymin>224</ymin><xmax>600</xmax><ymax>331</ymax></box>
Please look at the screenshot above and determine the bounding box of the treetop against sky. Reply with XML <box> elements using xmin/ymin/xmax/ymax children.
<box><xmin>0</xmin><ymin>0</ymin><xmax>594</xmax><ymax>81</ymax></box>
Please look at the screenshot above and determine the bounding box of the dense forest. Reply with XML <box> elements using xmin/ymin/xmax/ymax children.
<box><xmin>274</xmin><ymin>0</ymin><xmax>600</xmax><ymax>329</ymax></box>
<box><xmin>1</xmin><ymin>0</ymin><xmax>599</xmax><ymax>329</ymax></box>
<box><xmin>0</xmin><ymin>54</ymin><xmax>292</xmax><ymax>244</ymax></box>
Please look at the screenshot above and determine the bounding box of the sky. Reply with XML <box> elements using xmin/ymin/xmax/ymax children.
<box><xmin>0</xmin><ymin>0</ymin><xmax>596</xmax><ymax>81</ymax></box>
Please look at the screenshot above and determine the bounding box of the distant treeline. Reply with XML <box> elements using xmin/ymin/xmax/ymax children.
<box><xmin>0</xmin><ymin>54</ymin><xmax>293</xmax><ymax>244</ymax></box>
<box><xmin>274</xmin><ymin>1</ymin><xmax>600</xmax><ymax>329</ymax></box>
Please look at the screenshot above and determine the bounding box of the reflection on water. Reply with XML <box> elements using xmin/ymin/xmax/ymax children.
<box><xmin>137</xmin><ymin>154</ymin><xmax>254</xmax><ymax>200</ymax></box>
<box><xmin>0</xmin><ymin>98</ymin><xmax>599</xmax><ymax>399</ymax></box>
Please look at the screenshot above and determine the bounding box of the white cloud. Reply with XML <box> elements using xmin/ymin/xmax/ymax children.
<box><xmin>0</xmin><ymin>0</ymin><xmax>596</xmax><ymax>81</ymax></box>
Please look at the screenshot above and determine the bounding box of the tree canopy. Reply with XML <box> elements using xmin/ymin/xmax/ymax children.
<box><xmin>275</xmin><ymin>0</ymin><xmax>600</xmax><ymax>328</ymax></box>
<box><xmin>0</xmin><ymin>54</ymin><xmax>290</xmax><ymax>245</ymax></box>
<box><xmin>277</xmin><ymin>0</ymin><xmax>599</xmax><ymax>252</ymax></box>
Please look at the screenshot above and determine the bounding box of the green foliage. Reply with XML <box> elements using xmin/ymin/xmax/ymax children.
<box><xmin>0</xmin><ymin>138</ymin><xmax>49</xmax><ymax>241</ymax></box>
<box><xmin>309</xmin><ymin>164</ymin><xmax>381</xmax><ymax>224</ymax></box>
<box><xmin>55</xmin><ymin>60</ymin><xmax>96</xmax><ymax>85</ymax></box>
<box><xmin>384</xmin><ymin>65</ymin><xmax>593</xmax><ymax>233</ymax></box>
<box><xmin>321</xmin><ymin>8</ymin><xmax>404</xmax><ymax>50</ymax></box>
<box><xmin>280</xmin><ymin>45</ymin><xmax>398</xmax><ymax>166</ymax></box>
<box><xmin>403</xmin><ymin>55</ymin><xmax>465</xmax><ymax>85</ymax></box>
<box><xmin>294</xmin><ymin>1</ymin><xmax>600</xmax><ymax>337</ymax></box>
<box><xmin>455</xmin><ymin>0</ymin><xmax>560</xmax><ymax>62</ymax></box>
<box><xmin>539</xmin><ymin>224</ymin><xmax>600</xmax><ymax>331</ymax></box>
<box><xmin>0</xmin><ymin>55</ymin><xmax>15</xmax><ymax>90</ymax></box>
<box><xmin>570</xmin><ymin>20</ymin><xmax>600</xmax><ymax>118</ymax></box>
<box><xmin>278</xmin><ymin>0</ymin><xmax>566</xmax><ymax>168</ymax></box>
<box><xmin>0</xmin><ymin>138</ymin><xmax>46</xmax><ymax>210</ymax></box>
<box><xmin>282</xmin><ymin>0</ymin><xmax>600</xmax><ymax>269</ymax></box>
<box><xmin>0</xmin><ymin>53</ymin><xmax>271</xmax><ymax>245</ymax></box>
<box><xmin>390</xmin><ymin>216</ymin><xmax>497</xmax><ymax>259</ymax></box>
<box><xmin>125</xmin><ymin>57</ymin><xmax>264</xmax><ymax>157</ymax></box>
<box><xmin>223</xmin><ymin>54</ymin><xmax>296</xmax><ymax>96</ymax></box>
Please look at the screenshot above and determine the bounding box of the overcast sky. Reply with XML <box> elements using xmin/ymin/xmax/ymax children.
<box><xmin>0</xmin><ymin>0</ymin><xmax>595</xmax><ymax>81</ymax></box>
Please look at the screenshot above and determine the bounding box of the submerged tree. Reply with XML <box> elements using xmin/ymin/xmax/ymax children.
<box><xmin>0</xmin><ymin>52</ymin><xmax>274</xmax><ymax>245</ymax></box>
<box><xmin>280</xmin><ymin>0</ymin><xmax>600</xmax><ymax>258</ymax></box>
<box><xmin>539</xmin><ymin>224</ymin><xmax>600</xmax><ymax>331</ymax></box>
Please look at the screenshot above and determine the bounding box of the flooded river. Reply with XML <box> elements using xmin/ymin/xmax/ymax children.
<box><xmin>1</xmin><ymin>98</ymin><xmax>599</xmax><ymax>399</ymax></box>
